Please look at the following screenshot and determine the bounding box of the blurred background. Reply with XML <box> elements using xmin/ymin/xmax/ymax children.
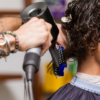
<box><xmin>0</xmin><ymin>0</ymin><xmax>77</xmax><ymax>100</ymax></box>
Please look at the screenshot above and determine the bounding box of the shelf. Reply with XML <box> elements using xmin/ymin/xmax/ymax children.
<box><xmin>0</xmin><ymin>74</ymin><xmax>23</xmax><ymax>81</ymax></box>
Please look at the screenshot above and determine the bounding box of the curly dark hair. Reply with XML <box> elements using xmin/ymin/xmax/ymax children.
<box><xmin>63</xmin><ymin>0</ymin><xmax>100</xmax><ymax>64</ymax></box>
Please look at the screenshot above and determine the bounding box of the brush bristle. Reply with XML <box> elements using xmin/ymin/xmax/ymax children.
<box><xmin>47</xmin><ymin>44</ymin><xmax>67</xmax><ymax>76</ymax></box>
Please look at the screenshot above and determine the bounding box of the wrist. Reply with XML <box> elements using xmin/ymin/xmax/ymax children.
<box><xmin>6</xmin><ymin>33</ymin><xmax>15</xmax><ymax>51</ymax></box>
<box><xmin>5</xmin><ymin>31</ymin><xmax>19</xmax><ymax>53</ymax></box>
<box><xmin>0</xmin><ymin>31</ymin><xmax>18</xmax><ymax>60</ymax></box>
<box><xmin>0</xmin><ymin>33</ymin><xmax>15</xmax><ymax>52</ymax></box>
<box><xmin>13</xmin><ymin>30</ymin><xmax>20</xmax><ymax>51</ymax></box>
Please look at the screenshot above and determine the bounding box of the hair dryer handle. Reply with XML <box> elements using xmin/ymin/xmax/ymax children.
<box><xmin>23</xmin><ymin>46</ymin><xmax>41</xmax><ymax>81</ymax></box>
<box><xmin>26</xmin><ymin>46</ymin><xmax>41</xmax><ymax>55</ymax></box>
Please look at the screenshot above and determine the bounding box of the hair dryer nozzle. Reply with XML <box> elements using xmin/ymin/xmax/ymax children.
<box><xmin>21</xmin><ymin>2</ymin><xmax>59</xmax><ymax>46</ymax></box>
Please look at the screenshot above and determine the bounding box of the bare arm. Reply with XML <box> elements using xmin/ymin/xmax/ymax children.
<box><xmin>0</xmin><ymin>17</ymin><xmax>22</xmax><ymax>32</ymax></box>
<box><xmin>0</xmin><ymin>17</ymin><xmax>53</xmax><ymax>56</ymax></box>
<box><xmin>0</xmin><ymin>17</ymin><xmax>22</xmax><ymax>51</ymax></box>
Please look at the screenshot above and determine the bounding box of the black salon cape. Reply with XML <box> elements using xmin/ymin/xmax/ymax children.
<box><xmin>47</xmin><ymin>83</ymin><xmax>100</xmax><ymax>100</ymax></box>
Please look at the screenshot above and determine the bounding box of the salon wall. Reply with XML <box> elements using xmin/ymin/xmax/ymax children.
<box><xmin>0</xmin><ymin>1</ymin><xmax>29</xmax><ymax>100</ymax></box>
<box><xmin>0</xmin><ymin>0</ymin><xmax>24</xmax><ymax>11</ymax></box>
<box><xmin>0</xmin><ymin>0</ymin><xmax>72</xmax><ymax>100</ymax></box>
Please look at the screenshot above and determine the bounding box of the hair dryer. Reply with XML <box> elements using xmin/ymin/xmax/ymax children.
<box><xmin>21</xmin><ymin>2</ymin><xmax>67</xmax><ymax>100</ymax></box>
<box><xmin>21</xmin><ymin>2</ymin><xmax>60</xmax><ymax>82</ymax></box>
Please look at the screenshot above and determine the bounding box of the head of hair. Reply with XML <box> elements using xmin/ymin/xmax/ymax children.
<box><xmin>63</xmin><ymin>0</ymin><xmax>100</xmax><ymax>64</ymax></box>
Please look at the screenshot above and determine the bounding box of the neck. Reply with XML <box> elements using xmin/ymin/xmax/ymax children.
<box><xmin>77</xmin><ymin>54</ymin><xmax>100</xmax><ymax>76</ymax></box>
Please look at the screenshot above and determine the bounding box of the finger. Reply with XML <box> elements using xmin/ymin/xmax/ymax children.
<box><xmin>41</xmin><ymin>38</ymin><xmax>49</xmax><ymax>56</ymax></box>
<box><xmin>41</xmin><ymin>23</ymin><xmax>52</xmax><ymax>56</ymax></box>
<box><xmin>49</xmin><ymin>32</ymin><xmax>53</xmax><ymax>42</ymax></box>
<box><xmin>41</xmin><ymin>34</ymin><xmax>53</xmax><ymax>56</ymax></box>
<box><xmin>46</xmin><ymin>22</ymin><xmax>52</xmax><ymax>31</ymax></box>
<box><xmin>41</xmin><ymin>34</ymin><xmax>51</xmax><ymax>56</ymax></box>
<box><xmin>45</xmin><ymin>22</ymin><xmax>53</xmax><ymax>41</ymax></box>
<box><xmin>48</xmin><ymin>33</ymin><xmax>52</xmax><ymax>47</ymax></box>
<box><xmin>28</xmin><ymin>17</ymin><xmax>39</xmax><ymax>23</ymax></box>
<box><xmin>41</xmin><ymin>43</ymin><xmax>48</xmax><ymax>56</ymax></box>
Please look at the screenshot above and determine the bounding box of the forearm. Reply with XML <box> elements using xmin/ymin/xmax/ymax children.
<box><xmin>0</xmin><ymin>17</ymin><xmax>52</xmax><ymax>57</ymax></box>
<box><xmin>0</xmin><ymin>17</ymin><xmax>22</xmax><ymax>32</ymax></box>
<box><xmin>0</xmin><ymin>17</ymin><xmax>22</xmax><ymax>52</ymax></box>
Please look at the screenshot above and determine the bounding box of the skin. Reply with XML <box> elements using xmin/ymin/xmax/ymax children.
<box><xmin>14</xmin><ymin>17</ymin><xmax>53</xmax><ymax>56</ymax></box>
<box><xmin>0</xmin><ymin>17</ymin><xmax>67</xmax><ymax>56</ymax></box>
<box><xmin>77</xmin><ymin>44</ymin><xmax>100</xmax><ymax>76</ymax></box>
<box><xmin>0</xmin><ymin>17</ymin><xmax>22</xmax><ymax>31</ymax></box>
<box><xmin>56</xmin><ymin>24</ymin><xmax>68</xmax><ymax>49</ymax></box>
<box><xmin>56</xmin><ymin>24</ymin><xmax>100</xmax><ymax>76</ymax></box>
<box><xmin>0</xmin><ymin>17</ymin><xmax>53</xmax><ymax>56</ymax></box>
<box><xmin>1</xmin><ymin>17</ymin><xmax>100</xmax><ymax>76</ymax></box>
